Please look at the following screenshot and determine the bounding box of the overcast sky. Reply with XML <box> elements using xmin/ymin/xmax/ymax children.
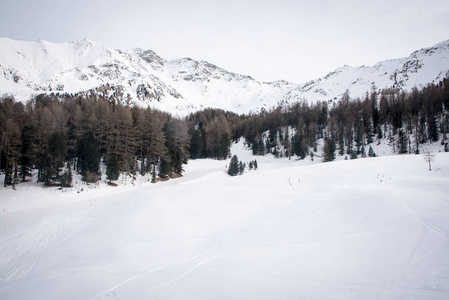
<box><xmin>1</xmin><ymin>0</ymin><xmax>448</xmax><ymax>83</ymax></box>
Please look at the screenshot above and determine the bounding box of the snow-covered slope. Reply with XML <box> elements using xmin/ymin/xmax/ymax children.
<box><xmin>288</xmin><ymin>39</ymin><xmax>449</xmax><ymax>103</ymax></box>
<box><xmin>1</xmin><ymin>143</ymin><xmax>449</xmax><ymax>299</ymax></box>
<box><xmin>1</xmin><ymin>37</ymin><xmax>449</xmax><ymax>114</ymax></box>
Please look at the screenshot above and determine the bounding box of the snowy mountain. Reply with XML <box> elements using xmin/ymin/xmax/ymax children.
<box><xmin>289</xmin><ymin>39</ymin><xmax>449</xmax><ymax>103</ymax></box>
<box><xmin>1</xmin><ymin>37</ymin><xmax>449</xmax><ymax>114</ymax></box>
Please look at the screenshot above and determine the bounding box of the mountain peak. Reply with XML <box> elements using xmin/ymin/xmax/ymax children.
<box><xmin>1</xmin><ymin>37</ymin><xmax>449</xmax><ymax>115</ymax></box>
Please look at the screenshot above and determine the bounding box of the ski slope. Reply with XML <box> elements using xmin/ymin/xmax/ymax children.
<box><xmin>1</xmin><ymin>143</ymin><xmax>449</xmax><ymax>299</ymax></box>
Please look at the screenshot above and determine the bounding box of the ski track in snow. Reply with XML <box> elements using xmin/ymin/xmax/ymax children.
<box><xmin>148</xmin><ymin>255</ymin><xmax>224</xmax><ymax>291</ymax></box>
<box><xmin>0</xmin><ymin>213</ymin><xmax>88</xmax><ymax>284</ymax></box>
<box><xmin>0</xmin><ymin>144</ymin><xmax>448</xmax><ymax>299</ymax></box>
<box><xmin>397</xmin><ymin>198</ymin><xmax>449</xmax><ymax>240</ymax></box>
<box><xmin>90</xmin><ymin>246</ymin><xmax>222</xmax><ymax>300</ymax></box>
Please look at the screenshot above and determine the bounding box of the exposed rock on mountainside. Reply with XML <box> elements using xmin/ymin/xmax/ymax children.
<box><xmin>1</xmin><ymin>37</ymin><xmax>448</xmax><ymax>114</ymax></box>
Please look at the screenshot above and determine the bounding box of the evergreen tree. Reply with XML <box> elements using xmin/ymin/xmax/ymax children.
<box><xmin>228</xmin><ymin>155</ymin><xmax>239</xmax><ymax>176</ymax></box>
<box><xmin>77</xmin><ymin>131</ymin><xmax>100</xmax><ymax>182</ymax></box>
<box><xmin>106</xmin><ymin>155</ymin><xmax>120</xmax><ymax>182</ymax></box>
<box><xmin>147</xmin><ymin>112</ymin><xmax>168</xmax><ymax>182</ymax></box>
<box><xmin>323</xmin><ymin>137</ymin><xmax>336</xmax><ymax>162</ymax></box>
<box><xmin>368</xmin><ymin>145</ymin><xmax>376</xmax><ymax>157</ymax></box>
<box><xmin>266</xmin><ymin>128</ymin><xmax>277</xmax><ymax>152</ymax></box>
<box><xmin>428</xmin><ymin>114</ymin><xmax>439</xmax><ymax>142</ymax></box>
<box><xmin>292</xmin><ymin>133</ymin><xmax>307</xmax><ymax>159</ymax></box>
<box><xmin>239</xmin><ymin>161</ymin><xmax>245</xmax><ymax>175</ymax></box>
<box><xmin>45</xmin><ymin>131</ymin><xmax>68</xmax><ymax>184</ymax></box>
<box><xmin>2</xmin><ymin>119</ymin><xmax>22</xmax><ymax>187</ymax></box>
<box><xmin>258</xmin><ymin>139</ymin><xmax>265</xmax><ymax>156</ymax></box>
<box><xmin>190</xmin><ymin>128</ymin><xmax>203</xmax><ymax>159</ymax></box>
<box><xmin>18</xmin><ymin>125</ymin><xmax>33</xmax><ymax>181</ymax></box>
<box><xmin>164</xmin><ymin>118</ymin><xmax>190</xmax><ymax>174</ymax></box>
<box><xmin>60</xmin><ymin>161</ymin><xmax>73</xmax><ymax>187</ymax></box>
<box><xmin>398</xmin><ymin>129</ymin><xmax>408</xmax><ymax>154</ymax></box>
<box><xmin>205</xmin><ymin>115</ymin><xmax>231</xmax><ymax>159</ymax></box>
<box><xmin>251</xmin><ymin>140</ymin><xmax>260</xmax><ymax>156</ymax></box>
<box><xmin>158</xmin><ymin>157</ymin><xmax>171</xmax><ymax>179</ymax></box>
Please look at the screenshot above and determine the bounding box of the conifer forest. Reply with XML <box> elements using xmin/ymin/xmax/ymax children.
<box><xmin>1</xmin><ymin>77</ymin><xmax>448</xmax><ymax>188</ymax></box>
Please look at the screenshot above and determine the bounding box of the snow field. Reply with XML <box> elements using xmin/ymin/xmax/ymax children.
<box><xmin>0</xmin><ymin>142</ymin><xmax>449</xmax><ymax>299</ymax></box>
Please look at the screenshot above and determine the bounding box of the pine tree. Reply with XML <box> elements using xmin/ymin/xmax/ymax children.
<box><xmin>258</xmin><ymin>139</ymin><xmax>265</xmax><ymax>156</ymax></box>
<box><xmin>46</xmin><ymin>131</ymin><xmax>68</xmax><ymax>184</ymax></box>
<box><xmin>18</xmin><ymin>125</ymin><xmax>33</xmax><ymax>181</ymax></box>
<box><xmin>292</xmin><ymin>133</ymin><xmax>307</xmax><ymax>159</ymax></box>
<box><xmin>147</xmin><ymin>112</ymin><xmax>168</xmax><ymax>182</ymax></box>
<box><xmin>2</xmin><ymin>119</ymin><xmax>22</xmax><ymax>187</ymax></box>
<box><xmin>164</xmin><ymin>118</ymin><xmax>190</xmax><ymax>174</ymax></box>
<box><xmin>60</xmin><ymin>161</ymin><xmax>73</xmax><ymax>187</ymax></box>
<box><xmin>158</xmin><ymin>157</ymin><xmax>171</xmax><ymax>179</ymax></box>
<box><xmin>190</xmin><ymin>128</ymin><xmax>203</xmax><ymax>159</ymax></box>
<box><xmin>398</xmin><ymin>129</ymin><xmax>408</xmax><ymax>154</ymax></box>
<box><xmin>106</xmin><ymin>155</ymin><xmax>120</xmax><ymax>182</ymax></box>
<box><xmin>205</xmin><ymin>115</ymin><xmax>231</xmax><ymax>159</ymax></box>
<box><xmin>428</xmin><ymin>114</ymin><xmax>439</xmax><ymax>142</ymax></box>
<box><xmin>266</xmin><ymin>128</ymin><xmax>277</xmax><ymax>152</ymax></box>
<box><xmin>239</xmin><ymin>161</ymin><xmax>245</xmax><ymax>175</ymax></box>
<box><xmin>368</xmin><ymin>145</ymin><xmax>376</xmax><ymax>157</ymax></box>
<box><xmin>228</xmin><ymin>155</ymin><xmax>239</xmax><ymax>176</ymax></box>
<box><xmin>323</xmin><ymin>137</ymin><xmax>336</xmax><ymax>162</ymax></box>
<box><xmin>77</xmin><ymin>131</ymin><xmax>100</xmax><ymax>182</ymax></box>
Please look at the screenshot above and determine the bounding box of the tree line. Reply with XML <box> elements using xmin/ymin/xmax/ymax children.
<box><xmin>0</xmin><ymin>94</ymin><xmax>190</xmax><ymax>188</ymax></box>
<box><xmin>234</xmin><ymin>77</ymin><xmax>449</xmax><ymax>161</ymax></box>
<box><xmin>1</xmin><ymin>76</ymin><xmax>448</xmax><ymax>187</ymax></box>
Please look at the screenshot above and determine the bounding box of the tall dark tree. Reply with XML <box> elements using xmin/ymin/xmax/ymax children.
<box><xmin>228</xmin><ymin>155</ymin><xmax>239</xmax><ymax>176</ymax></box>
<box><xmin>205</xmin><ymin>115</ymin><xmax>231</xmax><ymax>159</ymax></box>
<box><xmin>428</xmin><ymin>114</ymin><xmax>439</xmax><ymax>142</ymax></box>
<box><xmin>106</xmin><ymin>154</ymin><xmax>120</xmax><ymax>182</ymax></box>
<box><xmin>147</xmin><ymin>113</ymin><xmax>168</xmax><ymax>182</ymax></box>
<box><xmin>158</xmin><ymin>156</ymin><xmax>171</xmax><ymax>179</ymax></box>
<box><xmin>189</xmin><ymin>127</ymin><xmax>203</xmax><ymax>159</ymax></box>
<box><xmin>77</xmin><ymin>131</ymin><xmax>100</xmax><ymax>182</ymax></box>
<box><xmin>323</xmin><ymin>137</ymin><xmax>336</xmax><ymax>162</ymax></box>
<box><xmin>2</xmin><ymin>119</ymin><xmax>22</xmax><ymax>187</ymax></box>
<box><xmin>292</xmin><ymin>133</ymin><xmax>307</xmax><ymax>159</ymax></box>
<box><xmin>164</xmin><ymin>118</ymin><xmax>190</xmax><ymax>174</ymax></box>
<box><xmin>18</xmin><ymin>125</ymin><xmax>33</xmax><ymax>181</ymax></box>
<box><xmin>398</xmin><ymin>129</ymin><xmax>408</xmax><ymax>154</ymax></box>
<box><xmin>45</xmin><ymin>131</ymin><xmax>68</xmax><ymax>184</ymax></box>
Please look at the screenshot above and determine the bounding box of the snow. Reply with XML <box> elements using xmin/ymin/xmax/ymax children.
<box><xmin>1</xmin><ymin>142</ymin><xmax>449</xmax><ymax>299</ymax></box>
<box><xmin>2</xmin><ymin>37</ymin><xmax>449</xmax><ymax>115</ymax></box>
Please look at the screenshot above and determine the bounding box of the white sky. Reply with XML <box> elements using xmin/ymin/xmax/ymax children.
<box><xmin>1</xmin><ymin>0</ymin><xmax>448</xmax><ymax>83</ymax></box>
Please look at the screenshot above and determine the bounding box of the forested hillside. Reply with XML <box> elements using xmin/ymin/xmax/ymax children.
<box><xmin>234</xmin><ymin>79</ymin><xmax>449</xmax><ymax>161</ymax></box>
<box><xmin>0</xmin><ymin>95</ymin><xmax>190</xmax><ymax>187</ymax></box>
<box><xmin>1</xmin><ymin>77</ymin><xmax>448</xmax><ymax>188</ymax></box>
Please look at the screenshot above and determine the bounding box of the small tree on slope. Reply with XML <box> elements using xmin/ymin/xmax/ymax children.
<box><xmin>228</xmin><ymin>155</ymin><xmax>239</xmax><ymax>176</ymax></box>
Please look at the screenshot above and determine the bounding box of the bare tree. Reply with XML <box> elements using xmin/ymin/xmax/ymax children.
<box><xmin>423</xmin><ymin>151</ymin><xmax>436</xmax><ymax>171</ymax></box>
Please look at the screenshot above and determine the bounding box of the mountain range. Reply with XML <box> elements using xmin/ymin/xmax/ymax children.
<box><xmin>1</xmin><ymin>37</ymin><xmax>448</xmax><ymax>115</ymax></box>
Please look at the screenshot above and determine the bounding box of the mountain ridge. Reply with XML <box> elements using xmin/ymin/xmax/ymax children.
<box><xmin>1</xmin><ymin>37</ymin><xmax>448</xmax><ymax>115</ymax></box>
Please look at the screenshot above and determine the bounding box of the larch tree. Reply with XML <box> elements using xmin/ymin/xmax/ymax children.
<box><xmin>164</xmin><ymin>118</ymin><xmax>190</xmax><ymax>174</ymax></box>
